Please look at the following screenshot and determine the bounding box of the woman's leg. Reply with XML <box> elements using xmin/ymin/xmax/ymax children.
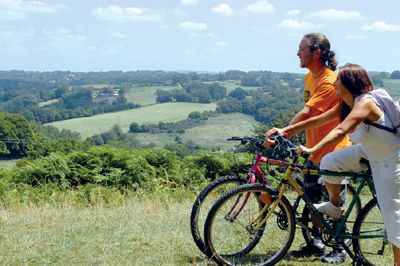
<box><xmin>320</xmin><ymin>144</ymin><xmax>367</xmax><ymax>206</ymax></box>
<box><xmin>324</xmin><ymin>182</ymin><xmax>341</xmax><ymax>207</ymax></box>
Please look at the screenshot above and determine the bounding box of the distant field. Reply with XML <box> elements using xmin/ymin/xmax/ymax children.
<box><xmin>0</xmin><ymin>160</ymin><xmax>16</xmax><ymax>169</ymax></box>
<box><xmin>133</xmin><ymin>133</ymin><xmax>176</xmax><ymax>146</ymax></box>
<box><xmin>124</xmin><ymin>85</ymin><xmax>179</xmax><ymax>106</ymax></box>
<box><xmin>382</xmin><ymin>79</ymin><xmax>400</xmax><ymax>100</ymax></box>
<box><xmin>38</xmin><ymin>99</ymin><xmax>59</xmax><ymax>107</ymax></box>
<box><xmin>181</xmin><ymin>113</ymin><xmax>262</xmax><ymax>150</ymax></box>
<box><xmin>217</xmin><ymin>81</ymin><xmax>260</xmax><ymax>93</ymax></box>
<box><xmin>131</xmin><ymin>113</ymin><xmax>261</xmax><ymax>150</ymax></box>
<box><xmin>47</xmin><ymin>102</ymin><xmax>216</xmax><ymax>139</ymax></box>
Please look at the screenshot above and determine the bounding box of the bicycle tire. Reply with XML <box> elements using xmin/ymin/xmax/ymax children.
<box><xmin>300</xmin><ymin>183</ymin><xmax>362</xmax><ymax>246</ymax></box>
<box><xmin>204</xmin><ymin>183</ymin><xmax>295</xmax><ymax>266</ymax></box>
<box><xmin>352</xmin><ymin>198</ymin><xmax>393</xmax><ymax>266</ymax></box>
<box><xmin>190</xmin><ymin>175</ymin><xmax>247</xmax><ymax>254</ymax></box>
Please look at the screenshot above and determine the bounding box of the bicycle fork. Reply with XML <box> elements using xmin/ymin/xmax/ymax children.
<box><xmin>247</xmin><ymin>167</ymin><xmax>302</xmax><ymax>234</ymax></box>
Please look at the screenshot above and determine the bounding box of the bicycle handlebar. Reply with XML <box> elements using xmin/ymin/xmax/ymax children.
<box><xmin>228</xmin><ymin>133</ymin><xmax>300</xmax><ymax>159</ymax></box>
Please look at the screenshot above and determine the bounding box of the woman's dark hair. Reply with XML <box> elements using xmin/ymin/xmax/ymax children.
<box><xmin>337</xmin><ymin>63</ymin><xmax>373</xmax><ymax>121</ymax></box>
<box><xmin>304</xmin><ymin>33</ymin><xmax>337</xmax><ymax>71</ymax></box>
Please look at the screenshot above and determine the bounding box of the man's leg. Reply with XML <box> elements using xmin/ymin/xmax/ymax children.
<box><xmin>291</xmin><ymin>160</ymin><xmax>326</xmax><ymax>258</ymax></box>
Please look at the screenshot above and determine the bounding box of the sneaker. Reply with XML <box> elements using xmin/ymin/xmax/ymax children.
<box><xmin>321</xmin><ymin>248</ymin><xmax>346</xmax><ymax>264</ymax></box>
<box><xmin>314</xmin><ymin>201</ymin><xmax>341</xmax><ymax>219</ymax></box>
<box><xmin>290</xmin><ymin>244</ymin><xmax>326</xmax><ymax>258</ymax></box>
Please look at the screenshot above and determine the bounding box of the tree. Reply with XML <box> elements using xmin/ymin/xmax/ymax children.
<box><xmin>228</xmin><ymin>87</ymin><xmax>248</xmax><ymax>100</ymax></box>
<box><xmin>390</xmin><ymin>70</ymin><xmax>400</xmax><ymax>79</ymax></box>
<box><xmin>0</xmin><ymin>112</ymin><xmax>37</xmax><ymax>158</ymax></box>
<box><xmin>216</xmin><ymin>97</ymin><xmax>242</xmax><ymax>113</ymax></box>
<box><xmin>129</xmin><ymin>122</ymin><xmax>141</xmax><ymax>133</ymax></box>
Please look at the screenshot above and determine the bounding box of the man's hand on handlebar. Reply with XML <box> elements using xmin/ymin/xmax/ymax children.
<box><xmin>262</xmin><ymin>138</ymin><xmax>275</xmax><ymax>150</ymax></box>
<box><xmin>265</xmin><ymin>127</ymin><xmax>285</xmax><ymax>138</ymax></box>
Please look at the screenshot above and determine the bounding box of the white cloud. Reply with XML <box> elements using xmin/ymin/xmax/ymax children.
<box><xmin>277</xmin><ymin>19</ymin><xmax>319</xmax><ymax>30</ymax></box>
<box><xmin>110</xmin><ymin>32</ymin><xmax>127</xmax><ymax>39</ymax></box>
<box><xmin>216</xmin><ymin>41</ymin><xmax>230</xmax><ymax>47</ymax></box>
<box><xmin>181</xmin><ymin>0</ymin><xmax>198</xmax><ymax>5</ymax></box>
<box><xmin>212</xmin><ymin>4</ymin><xmax>234</xmax><ymax>16</ymax></box>
<box><xmin>0</xmin><ymin>0</ymin><xmax>62</xmax><ymax>19</ymax></box>
<box><xmin>346</xmin><ymin>34</ymin><xmax>365</xmax><ymax>40</ymax></box>
<box><xmin>41</xmin><ymin>28</ymin><xmax>88</xmax><ymax>53</ymax></box>
<box><xmin>92</xmin><ymin>5</ymin><xmax>160</xmax><ymax>22</ymax></box>
<box><xmin>189</xmin><ymin>32</ymin><xmax>217</xmax><ymax>38</ymax></box>
<box><xmin>0</xmin><ymin>27</ymin><xmax>35</xmax><ymax>52</ymax></box>
<box><xmin>171</xmin><ymin>8</ymin><xmax>187</xmax><ymax>16</ymax></box>
<box><xmin>287</xmin><ymin>9</ymin><xmax>300</xmax><ymax>16</ymax></box>
<box><xmin>309</xmin><ymin>9</ymin><xmax>361</xmax><ymax>20</ymax></box>
<box><xmin>362</xmin><ymin>21</ymin><xmax>400</xmax><ymax>32</ymax></box>
<box><xmin>180</xmin><ymin>21</ymin><xmax>207</xmax><ymax>31</ymax></box>
<box><xmin>245</xmin><ymin>1</ymin><xmax>274</xmax><ymax>14</ymax></box>
<box><xmin>182</xmin><ymin>50</ymin><xmax>196</xmax><ymax>55</ymax></box>
<box><xmin>0</xmin><ymin>10</ymin><xmax>25</xmax><ymax>19</ymax></box>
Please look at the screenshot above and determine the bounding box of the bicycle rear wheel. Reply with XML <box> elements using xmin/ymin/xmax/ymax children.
<box><xmin>300</xmin><ymin>183</ymin><xmax>362</xmax><ymax>246</ymax></box>
<box><xmin>204</xmin><ymin>184</ymin><xmax>295</xmax><ymax>266</ymax></box>
<box><xmin>352</xmin><ymin>198</ymin><xmax>393</xmax><ymax>266</ymax></box>
<box><xmin>190</xmin><ymin>175</ymin><xmax>247</xmax><ymax>254</ymax></box>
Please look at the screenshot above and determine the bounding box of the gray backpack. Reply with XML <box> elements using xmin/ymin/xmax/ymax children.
<box><xmin>364</xmin><ymin>88</ymin><xmax>400</xmax><ymax>136</ymax></box>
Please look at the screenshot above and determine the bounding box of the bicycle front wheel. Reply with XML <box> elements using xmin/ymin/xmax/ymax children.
<box><xmin>352</xmin><ymin>198</ymin><xmax>393</xmax><ymax>266</ymax></box>
<box><xmin>204</xmin><ymin>184</ymin><xmax>295</xmax><ymax>266</ymax></box>
<box><xmin>190</xmin><ymin>175</ymin><xmax>247</xmax><ymax>254</ymax></box>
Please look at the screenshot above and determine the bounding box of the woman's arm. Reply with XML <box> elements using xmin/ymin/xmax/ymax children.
<box><xmin>305</xmin><ymin>98</ymin><xmax>381</xmax><ymax>154</ymax></box>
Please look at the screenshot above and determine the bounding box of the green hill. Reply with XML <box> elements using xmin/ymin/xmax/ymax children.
<box><xmin>133</xmin><ymin>113</ymin><xmax>263</xmax><ymax>150</ymax></box>
<box><xmin>382</xmin><ymin>79</ymin><xmax>400</xmax><ymax>100</ymax></box>
<box><xmin>47</xmin><ymin>102</ymin><xmax>216</xmax><ymax>139</ymax></box>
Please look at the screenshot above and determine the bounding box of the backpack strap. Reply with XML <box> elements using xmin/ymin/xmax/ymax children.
<box><xmin>363</xmin><ymin>120</ymin><xmax>397</xmax><ymax>134</ymax></box>
<box><xmin>363</xmin><ymin>90</ymin><xmax>398</xmax><ymax>134</ymax></box>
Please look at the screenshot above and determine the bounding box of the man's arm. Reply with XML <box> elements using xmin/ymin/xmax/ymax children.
<box><xmin>290</xmin><ymin>105</ymin><xmax>323</xmax><ymax>125</ymax></box>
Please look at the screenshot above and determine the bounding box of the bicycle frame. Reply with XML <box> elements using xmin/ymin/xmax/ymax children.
<box><xmin>226</xmin><ymin>152</ymin><xmax>304</xmax><ymax>220</ymax></box>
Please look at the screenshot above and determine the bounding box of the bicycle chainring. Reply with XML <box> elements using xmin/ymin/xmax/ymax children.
<box><xmin>277</xmin><ymin>210</ymin><xmax>288</xmax><ymax>230</ymax></box>
<box><xmin>320</xmin><ymin>221</ymin><xmax>339</xmax><ymax>247</ymax></box>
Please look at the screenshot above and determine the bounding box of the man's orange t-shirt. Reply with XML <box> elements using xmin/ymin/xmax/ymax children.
<box><xmin>304</xmin><ymin>68</ymin><xmax>351</xmax><ymax>163</ymax></box>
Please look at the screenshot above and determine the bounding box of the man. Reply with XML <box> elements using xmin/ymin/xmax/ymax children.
<box><xmin>264</xmin><ymin>33</ymin><xmax>351</xmax><ymax>264</ymax></box>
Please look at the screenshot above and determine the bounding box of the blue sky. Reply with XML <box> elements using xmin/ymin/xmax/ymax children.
<box><xmin>0</xmin><ymin>0</ymin><xmax>399</xmax><ymax>73</ymax></box>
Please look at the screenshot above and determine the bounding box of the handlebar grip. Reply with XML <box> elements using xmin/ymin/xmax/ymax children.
<box><xmin>302</xmin><ymin>152</ymin><xmax>310</xmax><ymax>160</ymax></box>
<box><xmin>227</xmin><ymin>136</ymin><xmax>242</xmax><ymax>141</ymax></box>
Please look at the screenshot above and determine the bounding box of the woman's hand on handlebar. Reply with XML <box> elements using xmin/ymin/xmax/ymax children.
<box><xmin>295</xmin><ymin>145</ymin><xmax>312</xmax><ymax>157</ymax></box>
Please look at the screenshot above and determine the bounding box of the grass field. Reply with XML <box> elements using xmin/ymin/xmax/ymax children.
<box><xmin>47</xmin><ymin>102</ymin><xmax>216</xmax><ymax>139</ymax></box>
<box><xmin>132</xmin><ymin>113</ymin><xmax>262</xmax><ymax>150</ymax></box>
<box><xmin>383</xmin><ymin>79</ymin><xmax>400</xmax><ymax>100</ymax></box>
<box><xmin>216</xmin><ymin>81</ymin><xmax>260</xmax><ymax>93</ymax></box>
<box><xmin>181</xmin><ymin>113</ymin><xmax>262</xmax><ymax>150</ymax></box>
<box><xmin>0</xmin><ymin>160</ymin><xmax>16</xmax><ymax>169</ymax></box>
<box><xmin>0</xmin><ymin>193</ymin><xmax>392</xmax><ymax>265</ymax></box>
<box><xmin>124</xmin><ymin>85</ymin><xmax>179</xmax><ymax>106</ymax></box>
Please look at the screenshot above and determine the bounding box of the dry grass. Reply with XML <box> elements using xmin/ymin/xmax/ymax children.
<box><xmin>0</xmin><ymin>194</ymin><xmax>393</xmax><ymax>265</ymax></box>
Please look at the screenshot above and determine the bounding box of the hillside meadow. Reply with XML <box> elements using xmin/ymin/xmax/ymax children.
<box><xmin>124</xmin><ymin>85</ymin><xmax>180</xmax><ymax>106</ymax></box>
<box><xmin>133</xmin><ymin>113</ymin><xmax>263</xmax><ymax>150</ymax></box>
<box><xmin>47</xmin><ymin>102</ymin><xmax>216</xmax><ymax>139</ymax></box>
<box><xmin>383</xmin><ymin>79</ymin><xmax>400</xmax><ymax>100</ymax></box>
<box><xmin>1</xmin><ymin>192</ymin><xmax>391</xmax><ymax>266</ymax></box>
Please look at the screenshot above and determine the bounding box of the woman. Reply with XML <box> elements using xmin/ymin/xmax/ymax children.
<box><xmin>267</xmin><ymin>63</ymin><xmax>400</xmax><ymax>264</ymax></box>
